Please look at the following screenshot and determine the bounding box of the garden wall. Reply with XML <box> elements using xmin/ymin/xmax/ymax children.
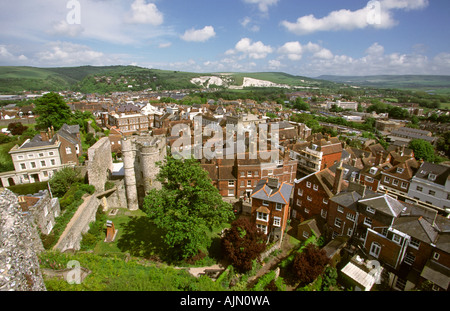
<box><xmin>53</xmin><ymin>194</ymin><xmax>101</xmax><ymax>253</ymax></box>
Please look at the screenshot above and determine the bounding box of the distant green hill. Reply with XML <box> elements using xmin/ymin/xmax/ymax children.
<box><xmin>0</xmin><ymin>65</ymin><xmax>340</xmax><ymax>94</ymax></box>
<box><xmin>318</xmin><ymin>75</ymin><xmax>450</xmax><ymax>94</ymax></box>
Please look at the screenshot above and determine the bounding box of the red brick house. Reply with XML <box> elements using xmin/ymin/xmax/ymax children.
<box><xmin>292</xmin><ymin>164</ymin><xmax>348</xmax><ymax>223</ymax></box>
<box><xmin>250</xmin><ymin>178</ymin><xmax>293</xmax><ymax>242</ymax></box>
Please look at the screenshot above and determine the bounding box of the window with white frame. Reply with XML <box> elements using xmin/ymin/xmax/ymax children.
<box><xmin>369</xmin><ymin>242</ymin><xmax>381</xmax><ymax>258</ymax></box>
<box><xmin>20</xmin><ymin>163</ymin><xmax>26</xmax><ymax>170</ymax></box>
<box><xmin>306</xmin><ymin>181</ymin><xmax>311</xmax><ymax>188</ymax></box>
<box><xmin>392</xmin><ymin>234</ymin><xmax>401</xmax><ymax>244</ymax></box>
<box><xmin>276</xmin><ymin>203</ymin><xmax>283</xmax><ymax>211</ymax></box>
<box><xmin>337</xmin><ymin>206</ymin><xmax>344</xmax><ymax>213</ymax></box>
<box><xmin>228</xmin><ymin>181</ymin><xmax>235</xmax><ymax>187</ymax></box>
<box><xmin>384</xmin><ymin>176</ymin><xmax>391</xmax><ymax>183</ymax></box>
<box><xmin>347</xmin><ymin>227</ymin><xmax>353</xmax><ymax>237</ymax></box>
<box><xmin>428</xmin><ymin>174</ymin><xmax>436</xmax><ymax>181</ymax></box>
<box><xmin>323</xmin><ymin>198</ymin><xmax>328</xmax><ymax>204</ymax></box>
<box><xmin>262</xmin><ymin>200</ymin><xmax>269</xmax><ymax>206</ymax></box>
<box><xmin>334</xmin><ymin>218</ymin><xmax>342</xmax><ymax>228</ymax></box>
<box><xmin>247</xmin><ymin>180</ymin><xmax>252</xmax><ymax>187</ymax></box>
<box><xmin>366</xmin><ymin>206</ymin><xmax>376</xmax><ymax>214</ymax></box>
<box><xmin>393</xmin><ymin>179</ymin><xmax>399</xmax><ymax>186</ymax></box>
<box><xmin>409</xmin><ymin>238</ymin><xmax>420</xmax><ymax>249</ymax></box>
<box><xmin>247</xmin><ymin>171</ymin><xmax>252</xmax><ymax>177</ymax></box>
<box><xmin>307</xmin><ymin>195</ymin><xmax>312</xmax><ymax>202</ymax></box>
<box><xmin>401</xmin><ymin>182</ymin><xmax>408</xmax><ymax>189</ymax></box>
<box><xmin>346</xmin><ymin>213</ymin><xmax>356</xmax><ymax>222</ymax></box>
<box><xmin>304</xmin><ymin>207</ymin><xmax>310</xmax><ymax>214</ymax></box>
<box><xmin>313</xmin><ymin>184</ymin><xmax>318</xmax><ymax>191</ymax></box>
<box><xmin>303</xmin><ymin>231</ymin><xmax>310</xmax><ymax>239</ymax></box>
<box><xmin>396</xmin><ymin>168</ymin><xmax>404</xmax><ymax>174</ymax></box>
<box><xmin>298</xmin><ymin>188</ymin><xmax>303</xmax><ymax>196</ymax></box>
<box><xmin>296</xmin><ymin>199</ymin><xmax>302</xmax><ymax>206</ymax></box>
<box><xmin>228</xmin><ymin>189</ymin><xmax>234</xmax><ymax>197</ymax></box>
<box><xmin>365</xmin><ymin>176</ymin><xmax>374</xmax><ymax>183</ymax></box>
<box><xmin>257</xmin><ymin>212</ymin><xmax>268</xmax><ymax>222</ymax></box>
<box><xmin>256</xmin><ymin>224</ymin><xmax>267</xmax><ymax>234</ymax></box>
<box><xmin>273</xmin><ymin>217</ymin><xmax>281</xmax><ymax>227</ymax></box>
<box><xmin>404</xmin><ymin>253</ymin><xmax>415</xmax><ymax>265</ymax></box>
<box><xmin>40</xmin><ymin>160</ymin><xmax>46</xmax><ymax>167</ymax></box>
<box><xmin>429</xmin><ymin>190</ymin><xmax>436</xmax><ymax>195</ymax></box>
<box><xmin>66</xmin><ymin>147</ymin><xmax>72</xmax><ymax>154</ymax></box>
<box><xmin>433</xmin><ymin>252</ymin><xmax>440</xmax><ymax>260</ymax></box>
<box><xmin>321</xmin><ymin>209</ymin><xmax>327</xmax><ymax>218</ymax></box>
<box><xmin>30</xmin><ymin>162</ymin><xmax>36</xmax><ymax>169</ymax></box>
<box><xmin>364</xmin><ymin>217</ymin><xmax>372</xmax><ymax>227</ymax></box>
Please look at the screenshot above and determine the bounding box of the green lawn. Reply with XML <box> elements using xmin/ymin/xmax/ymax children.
<box><xmin>92</xmin><ymin>207</ymin><xmax>231</xmax><ymax>267</ymax></box>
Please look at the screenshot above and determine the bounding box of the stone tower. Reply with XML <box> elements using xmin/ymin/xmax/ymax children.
<box><xmin>121</xmin><ymin>134</ymin><xmax>166</xmax><ymax>210</ymax></box>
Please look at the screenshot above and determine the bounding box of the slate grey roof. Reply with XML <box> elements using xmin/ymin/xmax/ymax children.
<box><xmin>413</xmin><ymin>162</ymin><xmax>450</xmax><ymax>186</ymax></box>
<box><xmin>392</xmin><ymin>216</ymin><xmax>439</xmax><ymax>245</ymax></box>
<box><xmin>358</xmin><ymin>194</ymin><xmax>406</xmax><ymax>217</ymax></box>
<box><xmin>57</xmin><ymin>124</ymin><xmax>80</xmax><ymax>145</ymax></box>
<box><xmin>251</xmin><ymin>178</ymin><xmax>293</xmax><ymax>204</ymax></box>
<box><xmin>20</xmin><ymin>134</ymin><xmax>56</xmax><ymax>149</ymax></box>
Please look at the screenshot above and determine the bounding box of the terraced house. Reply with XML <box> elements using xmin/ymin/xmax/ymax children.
<box><xmin>327</xmin><ymin>181</ymin><xmax>450</xmax><ymax>291</ymax></box>
<box><xmin>251</xmin><ymin>178</ymin><xmax>293</xmax><ymax>242</ymax></box>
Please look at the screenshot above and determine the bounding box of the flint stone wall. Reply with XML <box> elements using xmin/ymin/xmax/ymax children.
<box><xmin>0</xmin><ymin>189</ymin><xmax>46</xmax><ymax>291</ymax></box>
<box><xmin>87</xmin><ymin>137</ymin><xmax>113</xmax><ymax>192</ymax></box>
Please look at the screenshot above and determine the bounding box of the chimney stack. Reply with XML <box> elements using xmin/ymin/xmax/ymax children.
<box><xmin>333</xmin><ymin>161</ymin><xmax>344</xmax><ymax>195</ymax></box>
<box><xmin>40</xmin><ymin>131</ymin><xmax>48</xmax><ymax>142</ymax></box>
<box><xmin>375</xmin><ymin>152</ymin><xmax>382</xmax><ymax>166</ymax></box>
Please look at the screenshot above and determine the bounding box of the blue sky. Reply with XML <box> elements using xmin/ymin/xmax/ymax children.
<box><xmin>1</xmin><ymin>0</ymin><xmax>450</xmax><ymax>77</ymax></box>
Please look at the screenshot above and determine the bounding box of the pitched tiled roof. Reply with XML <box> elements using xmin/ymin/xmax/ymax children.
<box><xmin>413</xmin><ymin>162</ymin><xmax>450</xmax><ymax>186</ymax></box>
<box><xmin>251</xmin><ymin>178</ymin><xmax>293</xmax><ymax>204</ymax></box>
<box><xmin>358</xmin><ymin>194</ymin><xmax>405</xmax><ymax>217</ymax></box>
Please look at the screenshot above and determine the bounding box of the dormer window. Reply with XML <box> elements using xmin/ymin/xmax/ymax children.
<box><xmin>396</xmin><ymin>168</ymin><xmax>404</xmax><ymax>174</ymax></box>
<box><xmin>369</xmin><ymin>167</ymin><xmax>377</xmax><ymax>175</ymax></box>
<box><xmin>428</xmin><ymin>174</ymin><xmax>436</xmax><ymax>181</ymax></box>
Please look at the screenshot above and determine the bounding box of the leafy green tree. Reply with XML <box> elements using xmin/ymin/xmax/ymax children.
<box><xmin>293</xmin><ymin>98</ymin><xmax>310</xmax><ymax>111</ymax></box>
<box><xmin>33</xmin><ymin>92</ymin><xmax>72</xmax><ymax>131</ymax></box>
<box><xmin>388</xmin><ymin>106</ymin><xmax>409</xmax><ymax>119</ymax></box>
<box><xmin>409</xmin><ymin>139</ymin><xmax>437</xmax><ymax>162</ymax></box>
<box><xmin>142</xmin><ymin>156</ymin><xmax>234</xmax><ymax>260</ymax></box>
<box><xmin>49</xmin><ymin>167</ymin><xmax>81</xmax><ymax>197</ymax></box>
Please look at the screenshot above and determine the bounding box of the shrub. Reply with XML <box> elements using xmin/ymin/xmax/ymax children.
<box><xmin>292</xmin><ymin>244</ymin><xmax>329</xmax><ymax>285</ymax></box>
<box><xmin>221</xmin><ymin>218</ymin><xmax>267</xmax><ymax>273</ymax></box>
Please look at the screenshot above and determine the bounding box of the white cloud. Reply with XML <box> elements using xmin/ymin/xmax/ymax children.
<box><xmin>158</xmin><ymin>42</ymin><xmax>172</xmax><ymax>48</ymax></box>
<box><xmin>181</xmin><ymin>26</ymin><xmax>216</xmax><ymax>42</ymax></box>
<box><xmin>281</xmin><ymin>0</ymin><xmax>429</xmax><ymax>35</ymax></box>
<box><xmin>277</xmin><ymin>41</ymin><xmax>334</xmax><ymax>61</ymax></box>
<box><xmin>240</xmin><ymin>17</ymin><xmax>260</xmax><ymax>32</ymax></box>
<box><xmin>313</xmin><ymin>48</ymin><xmax>334</xmax><ymax>60</ymax></box>
<box><xmin>49</xmin><ymin>20</ymin><xmax>84</xmax><ymax>37</ymax></box>
<box><xmin>126</xmin><ymin>0</ymin><xmax>164</xmax><ymax>25</ymax></box>
<box><xmin>243</xmin><ymin>0</ymin><xmax>279</xmax><ymax>13</ymax></box>
<box><xmin>0</xmin><ymin>45</ymin><xmax>28</xmax><ymax>64</ymax></box>
<box><xmin>381</xmin><ymin>0</ymin><xmax>429</xmax><ymax>10</ymax></box>
<box><xmin>34</xmin><ymin>41</ymin><xmax>121</xmax><ymax>66</ymax></box>
<box><xmin>268</xmin><ymin>59</ymin><xmax>283</xmax><ymax>70</ymax></box>
<box><xmin>297</xmin><ymin>42</ymin><xmax>450</xmax><ymax>76</ymax></box>
<box><xmin>233</xmin><ymin>38</ymin><xmax>273</xmax><ymax>59</ymax></box>
<box><xmin>278</xmin><ymin>41</ymin><xmax>303</xmax><ymax>61</ymax></box>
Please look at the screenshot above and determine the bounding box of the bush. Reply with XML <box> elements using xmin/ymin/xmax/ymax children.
<box><xmin>292</xmin><ymin>244</ymin><xmax>329</xmax><ymax>285</ymax></box>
